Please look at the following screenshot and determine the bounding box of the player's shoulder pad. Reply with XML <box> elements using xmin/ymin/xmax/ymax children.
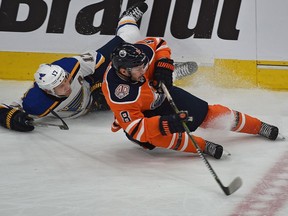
<box><xmin>22</xmin><ymin>83</ymin><xmax>63</xmax><ymax>116</ymax></box>
<box><xmin>52</xmin><ymin>57</ymin><xmax>80</xmax><ymax>79</ymax></box>
<box><xmin>75</xmin><ymin>51</ymin><xmax>105</xmax><ymax>68</ymax></box>
<box><xmin>105</xmin><ymin>68</ymin><xmax>144</xmax><ymax>103</ymax></box>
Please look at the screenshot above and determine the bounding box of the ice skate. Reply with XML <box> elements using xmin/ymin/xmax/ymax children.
<box><xmin>174</xmin><ymin>61</ymin><xmax>198</xmax><ymax>80</ymax></box>
<box><xmin>258</xmin><ymin>122</ymin><xmax>279</xmax><ymax>140</ymax></box>
<box><xmin>204</xmin><ymin>141</ymin><xmax>223</xmax><ymax>159</ymax></box>
<box><xmin>119</xmin><ymin>2</ymin><xmax>148</xmax><ymax>22</ymax></box>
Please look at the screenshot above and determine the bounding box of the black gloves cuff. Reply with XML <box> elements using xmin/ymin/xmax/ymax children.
<box><xmin>0</xmin><ymin>107</ymin><xmax>34</xmax><ymax>132</ymax></box>
<box><xmin>153</xmin><ymin>58</ymin><xmax>174</xmax><ymax>91</ymax></box>
<box><xmin>5</xmin><ymin>108</ymin><xmax>18</xmax><ymax>129</ymax></box>
<box><xmin>159</xmin><ymin>116</ymin><xmax>171</xmax><ymax>135</ymax></box>
<box><xmin>155</xmin><ymin>58</ymin><xmax>174</xmax><ymax>71</ymax></box>
<box><xmin>159</xmin><ymin>111</ymin><xmax>189</xmax><ymax>135</ymax></box>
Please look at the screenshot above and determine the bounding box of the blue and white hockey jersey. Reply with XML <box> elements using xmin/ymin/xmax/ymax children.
<box><xmin>18</xmin><ymin>51</ymin><xmax>106</xmax><ymax>119</ymax></box>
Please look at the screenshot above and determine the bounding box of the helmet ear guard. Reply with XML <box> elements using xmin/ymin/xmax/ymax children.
<box><xmin>34</xmin><ymin>64</ymin><xmax>67</xmax><ymax>96</ymax></box>
<box><xmin>111</xmin><ymin>43</ymin><xmax>148</xmax><ymax>72</ymax></box>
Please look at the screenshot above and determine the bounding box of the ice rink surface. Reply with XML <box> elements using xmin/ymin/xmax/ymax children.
<box><xmin>0</xmin><ymin>79</ymin><xmax>288</xmax><ymax>216</ymax></box>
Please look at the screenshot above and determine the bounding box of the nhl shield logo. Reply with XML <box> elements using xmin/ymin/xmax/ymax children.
<box><xmin>115</xmin><ymin>84</ymin><xmax>130</xmax><ymax>99</ymax></box>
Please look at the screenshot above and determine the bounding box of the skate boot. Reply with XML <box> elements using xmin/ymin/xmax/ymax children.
<box><xmin>203</xmin><ymin>141</ymin><xmax>223</xmax><ymax>159</ymax></box>
<box><xmin>258</xmin><ymin>122</ymin><xmax>279</xmax><ymax>140</ymax></box>
<box><xmin>174</xmin><ymin>61</ymin><xmax>198</xmax><ymax>80</ymax></box>
<box><xmin>119</xmin><ymin>2</ymin><xmax>148</xmax><ymax>22</ymax></box>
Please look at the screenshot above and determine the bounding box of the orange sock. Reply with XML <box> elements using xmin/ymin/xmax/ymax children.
<box><xmin>150</xmin><ymin>132</ymin><xmax>206</xmax><ymax>153</ymax></box>
<box><xmin>201</xmin><ymin>104</ymin><xmax>233</xmax><ymax>129</ymax></box>
<box><xmin>201</xmin><ymin>104</ymin><xmax>262</xmax><ymax>135</ymax></box>
<box><xmin>232</xmin><ymin>110</ymin><xmax>261</xmax><ymax>134</ymax></box>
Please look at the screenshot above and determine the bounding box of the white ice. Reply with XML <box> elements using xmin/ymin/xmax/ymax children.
<box><xmin>0</xmin><ymin>79</ymin><xmax>288</xmax><ymax>216</ymax></box>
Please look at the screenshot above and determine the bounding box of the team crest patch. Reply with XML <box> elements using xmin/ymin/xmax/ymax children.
<box><xmin>115</xmin><ymin>84</ymin><xmax>130</xmax><ymax>99</ymax></box>
<box><xmin>38</xmin><ymin>73</ymin><xmax>46</xmax><ymax>80</ymax></box>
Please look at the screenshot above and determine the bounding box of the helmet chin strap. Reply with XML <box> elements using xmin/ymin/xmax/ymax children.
<box><xmin>54</xmin><ymin>94</ymin><xmax>68</xmax><ymax>99</ymax></box>
<box><xmin>45</xmin><ymin>73</ymin><xmax>70</xmax><ymax>98</ymax></box>
<box><xmin>45</xmin><ymin>89</ymin><xmax>65</xmax><ymax>98</ymax></box>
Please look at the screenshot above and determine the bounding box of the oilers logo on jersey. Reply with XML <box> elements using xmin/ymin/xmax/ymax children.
<box><xmin>150</xmin><ymin>91</ymin><xmax>166</xmax><ymax>110</ymax></box>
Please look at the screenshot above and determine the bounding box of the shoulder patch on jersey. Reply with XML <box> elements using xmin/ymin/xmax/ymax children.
<box><xmin>105</xmin><ymin>68</ymin><xmax>142</xmax><ymax>103</ymax></box>
<box><xmin>115</xmin><ymin>84</ymin><xmax>130</xmax><ymax>99</ymax></box>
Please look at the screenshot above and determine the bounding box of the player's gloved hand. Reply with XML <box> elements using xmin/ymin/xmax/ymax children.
<box><xmin>90</xmin><ymin>81</ymin><xmax>110</xmax><ymax>111</ymax></box>
<box><xmin>0</xmin><ymin>107</ymin><xmax>34</xmax><ymax>132</ymax></box>
<box><xmin>152</xmin><ymin>58</ymin><xmax>174</xmax><ymax>92</ymax></box>
<box><xmin>159</xmin><ymin>110</ymin><xmax>191</xmax><ymax>135</ymax></box>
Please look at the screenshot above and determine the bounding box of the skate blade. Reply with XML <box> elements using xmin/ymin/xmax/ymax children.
<box><xmin>221</xmin><ymin>149</ymin><xmax>231</xmax><ymax>159</ymax></box>
<box><xmin>278</xmin><ymin>133</ymin><xmax>286</xmax><ymax>140</ymax></box>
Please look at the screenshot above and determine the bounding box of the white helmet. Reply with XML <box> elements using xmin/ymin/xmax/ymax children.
<box><xmin>34</xmin><ymin>64</ymin><xmax>67</xmax><ymax>96</ymax></box>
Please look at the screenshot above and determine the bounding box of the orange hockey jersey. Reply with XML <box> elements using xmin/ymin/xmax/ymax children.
<box><xmin>102</xmin><ymin>37</ymin><xmax>206</xmax><ymax>152</ymax></box>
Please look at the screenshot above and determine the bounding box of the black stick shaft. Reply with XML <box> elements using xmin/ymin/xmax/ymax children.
<box><xmin>51</xmin><ymin>110</ymin><xmax>69</xmax><ymax>130</ymax></box>
<box><xmin>161</xmin><ymin>83</ymin><xmax>242</xmax><ymax>195</ymax></box>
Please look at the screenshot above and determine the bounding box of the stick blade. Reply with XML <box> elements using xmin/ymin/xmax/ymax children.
<box><xmin>60</xmin><ymin>125</ymin><xmax>69</xmax><ymax>130</ymax></box>
<box><xmin>223</xmin><ymin>177</ymin><xmax>243</xmax><ymax>196</ymax></box>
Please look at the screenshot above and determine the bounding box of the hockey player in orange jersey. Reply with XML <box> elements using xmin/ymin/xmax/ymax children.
<box><xmin>102</xmin><ymin>37</ymin><xmax>279</xmax><ymax>159</ymax></box>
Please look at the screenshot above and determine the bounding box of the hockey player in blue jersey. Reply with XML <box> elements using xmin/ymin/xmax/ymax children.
<box><xmin>0</xmin><ymin>2</ymin><xmax>148</xmax><ymax>132</ymax></box>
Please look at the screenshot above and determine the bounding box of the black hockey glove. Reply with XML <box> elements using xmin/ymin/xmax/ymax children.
<box><xmin>90</xmin><ymin>81</ymin><xmax>110</xmax><ymax>111</ymax></box>
<box><xmin>159</xmin><ymin>111</ymin><xmax>190</xmax><ymax>135</ymax></box>
<box><xmin>152</xmin><ymin>58</ymin><xmax>174</xmax><ymax>92</ymax></box>
<box><xmin>0</xmin><ymin>107</ymin><xmax>34</xmax><ymax>132</ymax></box>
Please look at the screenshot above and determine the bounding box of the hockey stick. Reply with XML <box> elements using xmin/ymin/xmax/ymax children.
<box><xmin>51</xmin><ymin>110</ymin><xmax>69</xmax><ymax>130</ymax></box>
<box><xmin>29</xmin><ymin>121</ymin><xmax>69</xmax><ymax>130</ymax></box>
<box><xmin>28</xmin><ymin>110</ymin><xmax>69</xmax><ymax>130</ymax></box>
<box><xmin>161</xmin><ymin>83</ymin><xmax>242</xmax><ymax>195</ymax></box>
